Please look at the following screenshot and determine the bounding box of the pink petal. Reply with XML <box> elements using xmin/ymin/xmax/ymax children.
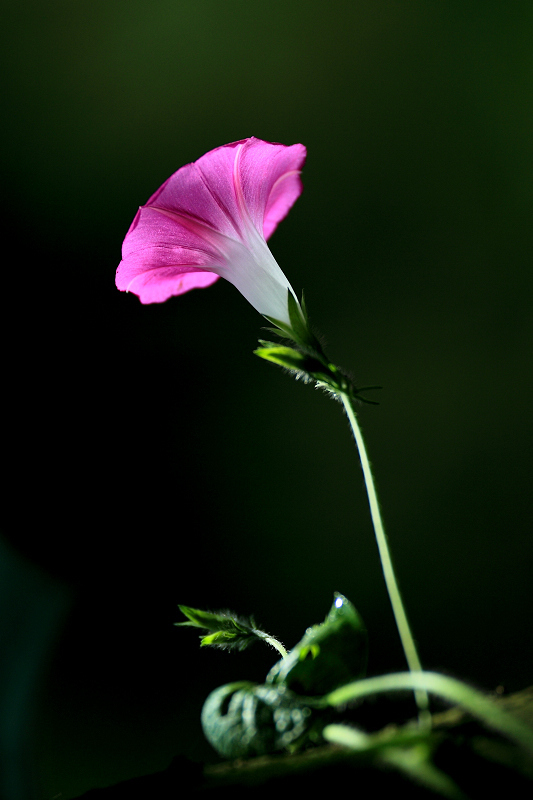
<box><xmin>125</xmin><ymin>268</ymin><xmax>218</xmax><ymax>305</ymax></box>
<box><xmin>120</xmin><ymin>206</ymin><xmax>227</xmax><ymax>267</ymax></box>
<box><xmin>116</xmin><ymin>137</ymin><xmax>306</xmax><ymax>313</ymax></box>
<box><xmin>145</xmin><ymin>140</ymin><xmax>247</xmax><ymax>240</ymax></box>
<box><xmin>116</xmin><ymin>206</ymin><xmax>226</xmax><ymax>303</ymax></box>
<box><xmin>236</xmin><ymin>138</ymin><xmax>306</xmax><ymax>239</ymax></box>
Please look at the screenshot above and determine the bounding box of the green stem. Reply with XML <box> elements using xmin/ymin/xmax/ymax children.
<box><xmin>326</xmin><ymin>671</ymin><xmax>533</xmax><ymax>755</ymax></box>
<box><xmin>340</xmin><ymin>392</ymin><xmax>430</xmax><ymax>725</ymax></box>
<box><xmin>254</xmin><ymin>630</ymin><xmax>287</xmax><ymax>658</ymax></box>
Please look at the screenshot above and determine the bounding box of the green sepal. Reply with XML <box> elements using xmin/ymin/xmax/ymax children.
<box><xmin>256</xmin><ymin>338</ymin><xmax>381</xmax><ymax>404</ymax></box>
<box><xmin>288</xmin><ymin>290</ymin><xmax>325</xmax><ymax>354</ymax></box>
<box><xmin>254</xmin><ymin>344</ymin><xmax>348</xmax><ymax>397</ymax></box>
<box><xmin>287</xmin><ymin>290</ymin><xmax>311</xmax><ymax>346</ymax></box>
<box><xmin>300</xmin><ymin>288</ymin><xmax>309</xmax><ymax>320</ymax></box>
<box><xmin>262</xmin><ymin>317</ymin><xmax>303</xmax><ymax>347</ymax></box>
<box><xmin>260</xmin><ymin>326</ymin><xmax>327</xmax><ymax>366</ymax></box>
<box><xmin>266</xmin><ymin>593</ymin><xmax>368</xmax><ymax>696</ymax></box>
<box><xmin>263</xmin><ymin>291</ymin><xmax>324</xmax><ymax>353</ymax></box>
<box><xmin>254</xmin><ymin>343</ymin><xmax>325</xmax><ymax>376</ymax></box>
<box><xmin>255</xmin><ymin>334</ymin><xmax>337</xmax><ymax>376</ymax></box>
<box><xmin>260</xmin><ymin>290</ymin><xmax>382</xmax><ymax>404</ymax></box>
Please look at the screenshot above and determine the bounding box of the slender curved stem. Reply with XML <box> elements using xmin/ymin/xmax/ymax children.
<box><xmin>326</xmin><ymin>671</ymin><xmax>533</xmax><ymax>755</ymax></box>
<box><xmin>254</xmin><ymin>630</ymin><xmax>287</xmax><ymax>658</ymax></box>
<box><xmin>340</xmin><ymin>393</ymin><xmax>430</xmax><ymax>725</ymax></box>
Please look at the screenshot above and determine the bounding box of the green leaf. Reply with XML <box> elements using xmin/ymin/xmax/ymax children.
<box><xmin>177</xmin><ymin>605</ymin><xmax>242</xmax><ymax>630</ymax></box>
<box><xmin>177</xmin><ymin>605</ymin><xmax>286</xmax><ymax>654</ymax></box>
<box><xmin>201</xmin><ymin>681</ymin><xmax>320</xmax><ymax>759</ymax></box>
<box><xmin>177</xmin><ymin>605</ymin><xmax>258</xmax><ymax>651</ymax></box>
<box><xmin>323</xmin><ymin>724</ymin><xmax>465</xmax><ymax>799</ymax></box>
<box><xmin>266</xmin><ymin>593</ymin><xmax>368</xmax><ymax>696</ymax></box>
<box><xmin>200</xmin><ymin>631</ymin><xmax>241</xmax><ymax>648</ymax></box>
<box><xmin>380</xmin><ymin>741</ymin><xmax>467</xmax><ymax>800</ymax></box>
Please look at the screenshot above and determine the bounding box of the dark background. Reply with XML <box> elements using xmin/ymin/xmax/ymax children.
<box><xmin>1</xmin><ymin>2</ymin><xmax>532</xmax><ymax>798</ymax></box>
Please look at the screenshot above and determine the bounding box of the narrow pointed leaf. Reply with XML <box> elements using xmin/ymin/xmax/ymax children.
<box><xmin>254</xmin><ymin>345</ymin><xmax>313</xmax><ymax>372</ymax></box>
<box><xmin>177</xmin><ymin>604</ymin><xmax>283</xmax><ymax>653</ymax></box>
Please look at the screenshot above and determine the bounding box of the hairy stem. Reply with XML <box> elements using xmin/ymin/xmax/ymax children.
<box><xmin>340</xmin><ymin>393</ymin><xmax>430</xmax><ymax>725</ymax></box>
<box><xmin>253</xmin><ymin>630</ymin><xmax>287</xmax><ymax>658</ymax></box>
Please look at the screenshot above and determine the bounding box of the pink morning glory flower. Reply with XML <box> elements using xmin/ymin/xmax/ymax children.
<box><xmin>116</xmin><ymin>137</ymin><xmax>306</xmax><ymax>327</ymax></box>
